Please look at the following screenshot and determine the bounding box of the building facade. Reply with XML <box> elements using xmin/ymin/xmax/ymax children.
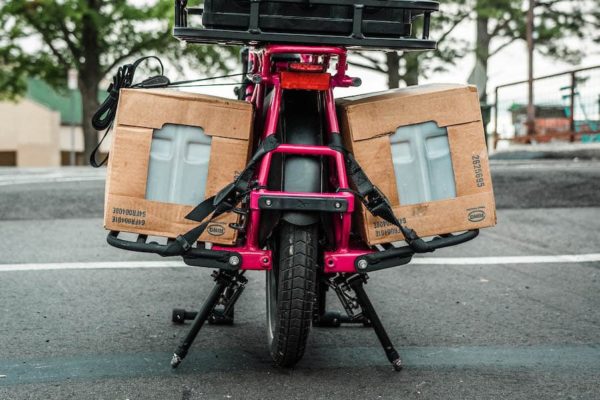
<box><xmin>0</xmin><ymin>79</ymin><xmax>108</xmax><ymax>166</ymax></box>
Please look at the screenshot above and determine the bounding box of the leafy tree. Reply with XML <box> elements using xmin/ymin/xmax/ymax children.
<box><xmin>350</xmin><ymin>0</ymin><xmax>594</xmax><ymax>94</ymax></box>
<box><xmin>349</xmin><ymin>1</ymin><xmax>471</xmax><ymax>88</ymax></box>
<box><xmin>471</xmin><ymin>0</ymin><xmax>591</xmax><ymax>102</ymax></box>
<box><xmin>0</xmin><ymin>0</ymin><xmax>235</xmax><ymax>163</ymax></box>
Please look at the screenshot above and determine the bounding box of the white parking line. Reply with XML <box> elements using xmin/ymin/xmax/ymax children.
<box><xmin>411</xmin><ymin>253</ymin><xmax>600</xmax><ymax>265</ymax></box>
<box><xmin>0</xmin><ymin>168</ymin><xmax>106</xmax><ymax>186</ymax></box>
<box><xmin>0</xmin><ymin>254</ymin><xmax>599</xmax><ymax>272</ymax></box>
<box><xmin>0</xmin><ymin>176</ymin><xmax>105</xmax><ymax>186</ymax></box>
<box><xmin>0</xmin><ymin>261</ymin><xmax>186</xmax><ymax>272</ymax></box>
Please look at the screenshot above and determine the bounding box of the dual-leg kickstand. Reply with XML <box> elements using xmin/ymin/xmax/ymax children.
<box><xmin>316</xmin><ymin>273</ymin><xmax>402</xmax><ymax>371</ymax></box>
<box><xmin>170</xmin><ymin>269</ymin><xmax>247</xmax><ymax>369</ymax></box>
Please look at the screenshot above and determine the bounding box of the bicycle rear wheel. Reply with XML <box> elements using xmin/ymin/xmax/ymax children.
<box><xmin>266</xmin><ymin>222</ymin><xmax>318</xmax><ymax>367</ymax></box>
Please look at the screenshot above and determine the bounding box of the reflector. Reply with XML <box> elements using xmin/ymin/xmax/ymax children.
<box><xmin>280</xmin><ymin>71</ymin><xmax>331</xmax><ymax>90</ymax></box>
<box><xmin>288</xmin><ymin>62</ymin><xmax>326</xmax><ymax>72</ymax></box>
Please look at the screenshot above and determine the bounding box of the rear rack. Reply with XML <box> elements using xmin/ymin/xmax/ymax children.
<box><xmin>174</xmin><ymin>0</ymin><xmax>438</xmax><ymax>51</ymax></box>
<box><xmin>107</xmin><ymin>228</ymin><xmax>479</xmax><ymax>273</ymax></box>
<box><xmin>107</xmin><ymin>231</ymin><xmax>242</xmax><ymax>270</ymax></box>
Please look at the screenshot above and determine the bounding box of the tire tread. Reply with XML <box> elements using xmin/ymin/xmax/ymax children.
<box><xmin>270</xmin><ymin>223</ymin><xmax>318</xmax><ymax>367</ymax></box>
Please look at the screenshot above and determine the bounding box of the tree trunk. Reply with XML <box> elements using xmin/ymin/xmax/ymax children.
<box><xmin>403</xmin><ymin>52</ymin><xmax>420</xmax><ymax>86</ymax></box>
<box><xmin>474</xmin><ymin>13</ymin><xmax>491</xmax><ymax>103</ymax></box>
<box><xmin>386</xmin><ymin>52</ymin><xmax>401</xmax><ymax>89</ymax></box>
<box><xmin>79</xmin><ymin>80</ymin><xmax>100</xmax><ymax>165</ymax></box>
<box><xmin>80</xmin><ymin>0</ymin><xmax>102</xmax><ymax>165</ymax></box>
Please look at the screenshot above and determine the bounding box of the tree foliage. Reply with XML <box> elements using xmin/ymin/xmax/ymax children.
<box><xmin>350</xmin><ymin>0</ymin><xmax>471</xmax><ymax>88</ymax></box>
<box><xmin>475</xmin><ymin>0</ymin><xmax>590</xmax><ymax>63</ymax></box>
<box><xmin>0</xmin><ymin>0</ymin><xmax>236</xmax><ymax>162</ymax></box>
<box><xmin>470</xmin><ymin>0</ymin><xmax>593</xmax><ymax>101</ymax></box>
<box><xmin>350</xmin><ymin>0</ymin><xmax>595</xmax><ymax>91</ymax></box>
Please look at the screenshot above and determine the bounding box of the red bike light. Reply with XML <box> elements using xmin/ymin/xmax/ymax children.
<box><xmin>288</xmin><ymin>62</ymin><xmax>326</xmax><ymax>72</ymax></box>
<box><xmin>280</xmin><ymin>71</ymin><xmax>331</xmax><ymax>90</ymax></box>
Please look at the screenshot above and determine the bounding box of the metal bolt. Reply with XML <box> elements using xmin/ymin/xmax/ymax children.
<box><xmin>229</xmin><ymin>255</ymin><xmax>241</xmax><ymax>266</ymax></box>
<box><xmin>265</xmin><ymin>199</ymin><xmax>272</xmax><ymax>206</ymax></box>
<box><xmin>357</xmin><ymin>259</ymin><xmax>368</xmax><ymax>270</ymax></box>
<box><xmin>334</xmin><ymin>202</ymin><xmax>341</xmax><ymax>209</ymax></box>
<box><xmin>262</xmin><ymin>257</ymin><xmax>269</xmax><ymax>264</ymax></box>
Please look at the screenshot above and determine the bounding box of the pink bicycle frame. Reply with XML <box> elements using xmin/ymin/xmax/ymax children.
<box><xmin>213</xmin><ymin>44</ymin><xmax>374</xmax><ymax>273</ymax></box>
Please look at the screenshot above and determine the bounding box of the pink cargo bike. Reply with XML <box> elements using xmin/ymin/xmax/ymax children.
<box><xmin>103</xmin><ymin>0</ymin><xmax>479</xmax><ymax>371</ymax></box>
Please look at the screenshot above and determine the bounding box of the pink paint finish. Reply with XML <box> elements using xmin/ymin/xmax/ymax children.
<box><xmin>212</xmin><ymin>246</ymin><xmax>273</xmax><ymax>270</ymax></box>
<box><xmin>258</xmin><ymin>143</ymin><xmax>349</xmax><ymax>188</ymax></box>
<box><xmin>323</xmin><ymin>249</ymin><xmax>375</xmax><ymax>273</ymax></box>
<box><xmin>207</xmin><ymin>44</ymin><xmax>376</xmax><ymax>273</ymax></box>
<box><xmin>324</xmin><ymin>89</ymin><xmax>340</xmax><ymax>133</ymax></box>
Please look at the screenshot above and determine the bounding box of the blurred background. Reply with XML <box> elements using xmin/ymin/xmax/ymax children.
<box><xmin>1</xmin><ymin>0</ymin><xmax>600</xmax><ymax>167</ymax></box>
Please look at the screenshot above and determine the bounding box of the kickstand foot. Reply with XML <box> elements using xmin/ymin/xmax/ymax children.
<box><xmin>171</xmin><ymin>270</ymin><xmax>246</xmax><ymax>369</ymax></box>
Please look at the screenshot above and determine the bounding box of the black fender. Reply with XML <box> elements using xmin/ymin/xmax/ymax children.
<box><xmin>280</xmin><ymin>90</ymin><xmax>323</xmax><ymax>226</ymax></box>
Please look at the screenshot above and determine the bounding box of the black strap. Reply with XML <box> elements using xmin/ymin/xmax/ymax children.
<box><xmin>92</xmin><ymin>56</ymin><xmax>167</xmax><ymax>131</ymax></box>
<box><xmin>331</xmin><ymin>143</ymin><xmax>427</xmax><ymax>250</ymax></box>
<box><xmin>163</xmin><ymin>197</ymin><xmax>235</xmax><ymax>256</ymax></box>
<box><xmin>163</xmin><ymin>136</ymin><xmax>280</xmax><ymax>256</ymax></box>
<box><xmin>166</xmin><ymin>136</ymin><xmax>423</xmax><ymax>255</ymax></box>
<box><xmin>89</xmin><ymin>124</ymin><xmax>112</xmax><ymax>167</ymax></box>
<box><xmin>90</xmin><ymin>56</ymin><xmax>169</xmax><ymax>167</ymax></box>
<box><xmin>89</xmin><ymin>56</ymin><xmax>246</xmax><ymax>168</ymax></box>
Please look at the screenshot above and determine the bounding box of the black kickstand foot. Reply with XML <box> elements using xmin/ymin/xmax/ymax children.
<box><xmin>171</xmin><ymin>270</ymin><xmax>247</xmax><ymax>369</ymax></box>
<box><xmin>347</xmin><ymin>274</ymin><xmax>403</xmax><ymax>371</ymax></box>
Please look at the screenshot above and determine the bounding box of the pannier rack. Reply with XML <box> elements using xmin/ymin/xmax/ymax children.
<box><xmin>174</xmin><ymin>0</ymin><xmax>439</xmax><ymax>51</ymax></box>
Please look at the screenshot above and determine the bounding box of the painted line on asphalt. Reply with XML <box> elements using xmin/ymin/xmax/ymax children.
<box><xmin>0</xmin><ymin>345</ymin><xmax>599</xmax><ymax>386</ymax></box>
<box><xmin>0</xmin><ymin>176</ymin><xmax>105</xmax><ymax>186</ymax></box>
<box><xmin>411</xmin><ymin>253</ymin><xmax>600</xmax><ymax>265</ymax></box>
<box><xmin>0</xmin><ymin>261</ymin><xmax>186</xmax><ymax>272</ymax></box>
<box><xmin>0</xmin><ymin>253</ymin><xmax>599</xmax><ymax>272</ymax></box>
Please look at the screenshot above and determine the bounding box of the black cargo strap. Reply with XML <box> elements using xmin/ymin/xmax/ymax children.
<box><xmin>331</xmin><ymin>143</ymin><xmax>430</xmax><ymax>252</ymax></box>
<box><xmin>90</xmin><ymin>56</ymin><xmax>170</xmax><ymax>167</ymax></box>
<box><xmin>90</xmin><ymin>56</ymin><xmax>247</xmax><ymax>168</ymax></box>
<box><xmin>163</xmin><ymin>135</ymin><xmax>280</xmax><ymax>256</ymax></box>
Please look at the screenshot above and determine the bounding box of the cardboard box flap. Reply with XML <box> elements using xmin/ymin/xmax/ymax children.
<box><xmin>337</xmin><ymin>84</ymin><xmax>482</xmax><ymax>142</ymax></box>
<box><xmin>116</xmin><ymin>88</ymin><xmax>253</xmax><ymax>140</ymax></box>
<box><xmin>337</xmin><ymin>83</ymin><xmax>471</xmax><ymax>105</ymax></box>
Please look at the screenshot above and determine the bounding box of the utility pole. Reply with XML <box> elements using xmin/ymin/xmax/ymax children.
<box><xmin>68</xmin><ymin>68</ymin><xmax>79</xmax><ymax>166</ymax></box>
<box><xmin>526</xmin><ymin>0</ymin><xmax>536</xmax><ymax>136</ymax></box>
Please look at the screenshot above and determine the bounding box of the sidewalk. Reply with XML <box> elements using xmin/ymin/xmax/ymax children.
<box><xmin>0</xmin><ymin>166</ymin><xmax>105</xmax><ymax>186</ymax></box>
<box><xmin>490</xmin><ymin>142</ymin><xmax>600</xmax><ymax>160</ymax></box>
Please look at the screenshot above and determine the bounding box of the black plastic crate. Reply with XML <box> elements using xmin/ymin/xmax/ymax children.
<box><xmin>203</xmin><ymin>0</ymin><xmax>414</xmax><ymax>37</ymax></box>
<box><xmin>173</xmin><ymin>0</ymin><xmax>439</xmax><ymax>51</ymax></box>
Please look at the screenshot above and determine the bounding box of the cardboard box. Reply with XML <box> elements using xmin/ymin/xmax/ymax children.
<box><xmin>337</xmin><ymin>84</ymin><xmax>496</xmax><ymax>245</ymax></box>
<box><xmin>104</xmin><ymin>88</ymin><xmax>254</xmax><ymax>245</ymax></box>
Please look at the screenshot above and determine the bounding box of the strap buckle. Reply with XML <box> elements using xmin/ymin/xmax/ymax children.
<box><xmin>362</xmin><ymin>186</ymin><xmax>387</xmax><ymax>213</ymax></box>
<box><xmin>175</xmin><ymin>235</ymin><xmax>192</xmax><ymax>252</ymax></box>
<box><xmin>213</xmin><ymin>183</ymin><xmax>237</xmax><ymax>206</ymax></box>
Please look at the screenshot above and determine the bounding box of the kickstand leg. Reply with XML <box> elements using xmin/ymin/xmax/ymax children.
<box><xmin>171</xmin><ymin>270</ymin><xmax>239</xmax><ymax>368</ymax></box>
<box><xmin>347</xmin><ymin>274</ymin><xmax>403</xmax><ymax>371</ymax></box>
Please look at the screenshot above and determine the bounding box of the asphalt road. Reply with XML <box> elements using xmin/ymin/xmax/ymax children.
<box><xmin>0</xmin><ymin>161</ymin><xmax>599</xmax><ymax>400</ymax></box>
